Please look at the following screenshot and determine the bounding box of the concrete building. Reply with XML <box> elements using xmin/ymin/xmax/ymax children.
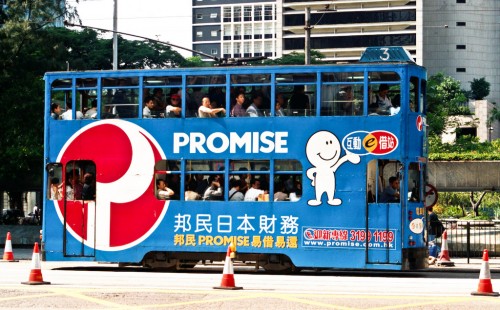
<box><xmin>192</xmin><ymin>0</ymin><xmax>421</xmax><ymax>63</ymax></box>
<box><xmin>423</xmin><ymin>0</ymin><xmax>499</xmax><ymax>106</ymax></box>
<box><xmin>280</xmin><ymin>0</ymin><xmax>420</xmax><ymax>63</ymax></box>
<box><xmin>192</xmin><ymin>0</ymin><xmax>280</xmax><ymax>60</ymax></box>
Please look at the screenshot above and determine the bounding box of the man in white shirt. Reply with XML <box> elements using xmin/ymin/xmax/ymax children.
<box><xmin>198</xmin><ymin>96</ymin><xmax>225</xmax><ymax>118</ymax></box>
<box><xmin>61</xmin><ymin>102</ymin><xmax>83</xmax><ymax>120</ymax></box>
<box><xmin>244</xmin><ymin>179</ymin><xmax>265</xmax><ymax>201</ymax></box>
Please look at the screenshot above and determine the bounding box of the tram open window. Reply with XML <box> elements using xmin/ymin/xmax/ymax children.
<box><xmin>368</xmin><ymin>72</ymin><xmax>400</xmax><ymax>116</ymax></box>
<box><xmin>409</xmin><ymin>77</ymin><xmax>419</xmax><ymax>113</ymax></box>
<box><xmin>407</xmin><ymin>162</ymin><xmax>422</xmax><ymax>202</ymax></box>
<box><xmin>320</xmin><ymin>72</ymin><xmax>364</xmax><ymax>116</ymax></box>
<box><xmin>230</xmin><ymin>160</ymin><xmax>269</xmax><ymax>202</ymax></box>
<box><xmin>154</xmin><ymin>160</ymin><xmax>181</xmax><ymax>200</ymax></box>
<box><xmin>276</xmin><ymin>73</ymin><xmax>316</xmax><ymax>116</ymax></box>
<box><xmin>76</xmin><ymin>78</ymin><xmax>98</xmax><ymax>119</ymax></box>
<box><xmin>186</xmin><ymin>160</ymin><xmax>225</xmax><ymax>201</ymax></box>
<box><xmin>420</xmin><ymin>80</ymin><xmax>426</xmax><ymax>113</ymax></box>
<box><xmin>230</xmin><ymin>74</ymin><xmax>271</xmax><ymax>116</ymax></box>
<box><xmin>50</xmin><ymin>90</ymin><xmax>73</xmax><ymax>120</ymax></box>
<box><xmin>274</xmin><ymin>160</ymin><xmax>302</xmax><ymax>202</ymax></box>
<box><xmin>65</xmin><ymin>161</ymin><xmax>96</xmax><ymax>201</ymax></box>
<box><xmin>46</xmin><ymin>163</ymin><xmax>63</xmax><ymax>201</ymax></box>
<box><xmin>101</xmin><ymin>78</ymin><xmax>139</xmax><ymax>119</ymax></box>
<box><xmin>367</xmin><ymin>159</ymin><xmax>402</xmax><ymax>203</ymax></box>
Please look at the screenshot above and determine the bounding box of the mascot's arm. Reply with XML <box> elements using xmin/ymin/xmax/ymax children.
<box><xmin>306</xmin><ymin>168</ymin><xmax>317</xmax><ymax>186</ymax></box>
<box><xmin>332</xmin><ymin>153</ymin><xmax>361</xmax><ymax>171</ymax></box>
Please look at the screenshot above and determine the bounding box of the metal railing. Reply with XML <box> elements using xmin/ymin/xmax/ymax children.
<box><xmin>440</xmin><ymin>219</ymin><xmax>500</xmax><ymax>260</ymax></box>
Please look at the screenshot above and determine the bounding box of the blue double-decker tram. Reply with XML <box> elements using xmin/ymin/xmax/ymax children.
<box><xmin>43</xmin><ymin>47</ymin><xmax>428</xmax><ymax>271</ymax></box>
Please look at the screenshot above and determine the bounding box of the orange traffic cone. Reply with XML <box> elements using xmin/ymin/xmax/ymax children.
<box><xmin>21</xmin><ymin>242</ymin><xmax>50</xmax><ymax>285</ymax></box>
<box><xmin>2</xmin><ymin>232</ymin><xmax>18</xmax><ymax>262</ymax></box>
<box><xmin>213</xmin><ymin>243</ymin><xmax>242</xmax><ymax>290</ymax></box>
<box><xmin>472</xmin><ymin>249</ymin><xmax>499</xmax><ymax>297</ymax></box>
<box><xmin>437</xmin><ymin>231</ymin><xmax>455</xmax><ymax>267</ymax></box>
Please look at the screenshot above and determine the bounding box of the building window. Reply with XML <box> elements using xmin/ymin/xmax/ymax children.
<box><xmin>211</xmin><ymin>30</ymin><xmax>218</xmax><ymax>37</ymax></box>
<box><xmin>211</xmin><ymin>49</ymin><xmax>218</xmax><ymax>55</ymax></box>
<box><xmin>210</xmin><ymin>13</ymin><xmax>218</xmax><ymax>19</ymax></box>
<box><xmin>456</xmin><ymin>0</ymin><xmax>466</xmax><ymax>3</ymax></box>
<box><xmin>196</xmin><ymin>31</ymin><xmax>203</xmax><ymax>38</ymax></box>
<box><xmin>244</xmin><ymin>6</ymin><xmax>252</xmax><ymax>21</ymax></box>
<box><xmin>456</xmin><ymin>45</ymin><xmax>466</xmax><ymax>50</ymax></box>
<box><xmin>264</xmin><ymin>5</ymin><xmax>273</xmax><ymax>21</ymax></box>
<box><xmin>456</xmin><ymin>68</ymin><xmax>466</xmax><ymax>73</ymax></box>
<box><xmin>234</xmin><ymin>6</ymin><xmax>241</xmax><ymax>22</ymax></box>
<box><xmin>244</xmin><ymin>24</ymin><xmax>252</xmax><ymax>39</ymax></box>
<box><xmin>456</xmin><ymin>22</ymin><xmax>466</xmax><ymax>26</ymax></box>
<box><xmin>223</xmin><ymin>7</ymin><xmax>231</xmax><ymax>22</ymax></box>
<box><xmin>196</xmin><ymin>14</ymin><xmax>203</xmax><ymax>20</ymax></box>
<box><xmin>254</xmin><ymin>6</ymin><xmax>262</xmax><ymax>21</ymax></box>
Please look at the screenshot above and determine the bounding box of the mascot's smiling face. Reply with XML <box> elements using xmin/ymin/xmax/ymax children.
<box><xmin>306</xmin><ymin>131</ymin><xmax>341</xmax><ymax>168</ymax></box>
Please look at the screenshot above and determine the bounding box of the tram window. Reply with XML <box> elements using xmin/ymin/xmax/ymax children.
<box><xmin>50</xmin><ymin>90</ymin><xmax>73</xmax><ymax>120</ymax></box>
<box><xmin>51</xmin><ymin>79</ymin><xmax>72</xmax><ymax>89</ymax></box>
<box><xmin>46</xmin><ymin>164</ymin><xmax>63</xmax><ymax>201</ymax></box>
<box><xmin>65</xmin><ymin>161</ymin><xmax>96</xmax><ymax>201</ymax></box>
<box><xmin>322</xmin><ymin>72</ymin><xmax>364</xmax><ymax>83</ymax></box>
<box><xmin>321</xmin><ymin>84</ymin><xmax>363</xmax><ymax>116</ymax></box>
<box><xmin>187</xmin><ymin>75</ymin><xmax>226</xmax><ymax>86</ymax></box>
<box><xmin>186</xmin><ymin>87</ymin><xmax>207</xmax><ymax>117</ymax></box>
<box><xmin>76</xmin><ymin>78</ymin><xmax>97</xmax><ymax>88</ymax></box>
<box><xmin>274</xmin><ymin>160</ymin><xmax>302</xmax><ymax>202</ymax></box>
<box><xmin>186</xmin><ymin>160</ymin><xmax>225</xmax><ymax>201</ymax></box>
<box><xmin>77</xmin><ymin>90</ymin><xmax>98</xmax><ymax>119</ymax></box>
<box><xmin>144</xmin><ymin>76</ymin><xmax>182</xmax><ymax>87</ymax></box>
<box><xmin>230</xmin><ymin>160</ymin><xmax>269</xmax><ymax>201</ymax></box>
<box><xmin>368</xmin><ymin>72</ymin><xmax>400</xmax><ymax>116</ymax></box>
<box><xmin>101</xmin><ymin>87</ymin><xmax>139</xmax><ymax>119</ymax></box>
<box><xmin>276</xmin><ymin>84</ymin><xmax>316</xmax><ymax>117</ymax></box>
<box><xmin>410</xmin><ymin>77</ymin><xmax>419</xmax><ymax>112</ymax></box>
<box><xmin>231</xmin><ymin>74</ymin><xmax>271</xmax><ymax>84</ymax></box>
<box><xmin>407</xmin><ymin>163</ymin><xmax>421</xmax><ymax>202</ymax></box>
<box><xmin>420</xmin><ymin>80</ymin><xmax>426</xmax><ymax>113</ymax></box>
<box><xmin>154</xmin><ymin>160</ymin><xmax>181</xmax><ymax>200</ymax></box>
<box><xmin>367</xmin><ymin>160</ymin><xmax>402</xmax><ymax>203</ymax></box>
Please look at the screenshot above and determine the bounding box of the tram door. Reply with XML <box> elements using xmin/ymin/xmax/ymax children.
<box><xmin>63</xmin><ymin>161</ymin><xmax>96</xmax><ymax>257</ymax></box>
<box><xmin>366</xmin><ymin>160</ymin><xmax>402</xmax><ymax>265</ymax></box>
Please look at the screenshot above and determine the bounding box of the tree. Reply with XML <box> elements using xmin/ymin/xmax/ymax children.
<box><xmin>0</xmin><ymin>2</ymin><xmax>187</xmax><ymax>210</ymax></box>
<box><xmin>0</xmin><ymin>0</ymin><xmax>76</xmax><ymax>210</ymax></box>
<box><xmin>262</xmin><ymin>50</ymin><xmax>325</xmax><ymax>65</ymax></box>
<box><xmin>470</xmin><ymin>77</ymin><xmax>490</xmax><ymax>100</ymax></box>
<box><xmin>426</xmin><ymin>73</ymin><xmax>469</xmax><ymax>137</ymax></box>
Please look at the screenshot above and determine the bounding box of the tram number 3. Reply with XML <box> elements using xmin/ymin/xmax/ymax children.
<box><xmin>379</xmin><ymin>48</ymin><xmax>390</xmax><ymax>61</ymax></box>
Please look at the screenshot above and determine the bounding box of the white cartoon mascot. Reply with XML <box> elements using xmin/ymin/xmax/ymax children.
<box><xmin>306</xmin><ymin>130</ymin><xmax>360</xmax><ymax>206</ymax></box>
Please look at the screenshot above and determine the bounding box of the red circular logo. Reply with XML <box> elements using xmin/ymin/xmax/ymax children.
<box><xmin>416</xmin><ymin>115</ymin><xmax>423</xmax><ymax>131</ymax></box>
<box><xmin>53</xmin><ymin>120</ymin><xmax>168</xmax><ymax>251</ymax></box>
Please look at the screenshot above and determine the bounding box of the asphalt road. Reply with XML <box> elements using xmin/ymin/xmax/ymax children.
<box><xmin>1</xmin><ymin>256</ymin><xmax>500</xmax><ymax>309</ymax></box>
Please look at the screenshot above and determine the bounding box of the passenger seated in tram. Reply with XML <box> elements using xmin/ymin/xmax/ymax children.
<box><xmin>369</xmin><ymin>84</ymin><xmax>393</xmax><ymax>115</ymax></box>
<box><xmin>142</xmin><ymin>96</ymin><xmax>155</xmax><ymax>118</ymax></box>
<box><xmin>166</xmin><ymin>93</ymin><xmax>182</xmax><ymax>118</ymax></box>
<box><xmin>198</xmin><ymin>96</ymin><xmax>226</xmax><ymax>118</ymax></box>
<box><xmin>156</xmin><ymin>179</ymin><xmax>174</xmax><ymax>200</ymax></box>
<box><xmin>246</xmin><ymin>92</ymin><xmax>265</xmax><ymax>117</ymax></box>
<box><xmin>203</xmin><ymin>175</ymin><xmax>223</xmax><ymax>200</ymax></box>
<box><xmin>379</xmin><ymin>176</ymin><xmax>400</xmax><ymax>203</ymax></box>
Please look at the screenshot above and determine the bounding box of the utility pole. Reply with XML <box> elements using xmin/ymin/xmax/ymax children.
<box><xmin>304</xmin><ymin>7</ymin><xmax>312</xmax><ymax>65</ymax></box>
<box><xmin>112</xmin><ymin>0</ymin><xmax>118</xmax><ymax>70</ymax></box>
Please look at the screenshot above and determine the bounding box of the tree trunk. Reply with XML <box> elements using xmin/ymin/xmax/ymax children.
<box><xmin>469</xmin><ymin>191</ymin><xmax>488</xmax><ymax>217</ymax></box>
